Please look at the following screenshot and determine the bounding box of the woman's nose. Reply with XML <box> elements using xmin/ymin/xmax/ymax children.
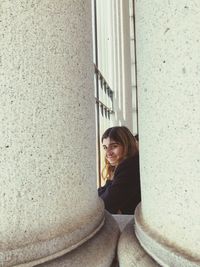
<box><xmin>106</xmin><ymin>148</ymin><xmax>113</xmax><ymax>156</ymax></box>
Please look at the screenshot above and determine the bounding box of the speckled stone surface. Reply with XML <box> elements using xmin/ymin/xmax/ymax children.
<box><xmin>0</xmin><ymin>0</ymin><xmax>106</xmax><ymax>266</ymax></box>
<box><xmin>118</xmin><ymin>217</ymin><xmax>160</xmax><ymax>267</ymax></box>
<box><xmin>135</xmin><ymin>0</ymin><xmax>200</xmax><ymax>264</ymax></box>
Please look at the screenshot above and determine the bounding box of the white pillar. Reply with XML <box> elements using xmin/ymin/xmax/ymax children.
<box><xmin>0</xmin><ymin>1</ymin><xmax>119</xmax><ymax>266</ymax></box>
<box><xmin>118</xmin><ymin>1</ymin><xmax>200</xmax><ymax>266</ymax></box>
<box><xmin>134</xmin><ymin>1</ymin><xmax>200</xmax><ymax>266</ymax></box>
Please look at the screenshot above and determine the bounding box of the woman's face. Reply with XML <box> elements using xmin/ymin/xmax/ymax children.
<box><xmin>102</xmin><ymin>137</ymin><xmax>124</xmax><ymax>166</ymax></box>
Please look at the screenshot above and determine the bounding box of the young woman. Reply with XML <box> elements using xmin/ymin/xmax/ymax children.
<box><xmin>98</xmin><ymin>126</ymin><xmax>141</xmax><ymax>214</ymax></box>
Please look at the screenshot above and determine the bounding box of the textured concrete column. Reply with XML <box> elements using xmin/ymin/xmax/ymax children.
<box><xmin>118</xmin><ymin>1</ymin><xmax>200</xmax><ymax>266</ymax></box>
<box><xmin>0</xmin><ymin>1</ymin><xmax>119</xmax><ymax>266</ymax></box>
<box><xmin>133</xmin><ymin>1</ymin><xmax>200</xmax><ymax>266</ymax></box>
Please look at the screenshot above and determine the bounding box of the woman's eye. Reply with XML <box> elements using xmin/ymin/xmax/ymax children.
<box><xmin>110</xmin><ymin>144</ymin><xmax>118</xmax><ymax>149</ymax></box>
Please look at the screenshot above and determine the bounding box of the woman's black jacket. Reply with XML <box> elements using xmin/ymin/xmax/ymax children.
<box><xmin>98</xmin><ymin>154</ymin><xmax>141</xmax><ymax>214</ymax></box>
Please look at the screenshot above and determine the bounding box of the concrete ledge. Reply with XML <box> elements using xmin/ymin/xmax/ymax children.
<box><xmin>118</xmin><ymin>217</ymin><xmax>159</xmax><ymax>267</ymax></box>
<box><xmin>112</xmin><ymin>214</ymin><xmax>133</xmax><ymax>231</ymax></box>
<box><xmin>135</xmin><ymin>204</ymin><xmax>200</xmax><ymax>267</ymax></box>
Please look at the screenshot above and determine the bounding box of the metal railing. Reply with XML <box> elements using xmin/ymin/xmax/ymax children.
<box><xmin>94</xmin><ymin>64</ymin><xmax>114</xmax><ymax>185</ymax></box>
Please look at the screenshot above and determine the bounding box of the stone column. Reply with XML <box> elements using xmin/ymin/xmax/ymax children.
<box><xmin>0</xmin><ymin>1</ymin><xmax>119</xmax><ymax>266</ymax></box>
<box><xmin>119</xmin><ymin>1</ymin><xmax>200</xmax><ymax>266</ymax></box>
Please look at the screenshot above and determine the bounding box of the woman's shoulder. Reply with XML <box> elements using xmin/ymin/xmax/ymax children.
<box><xmin>117</xmin><ymin>153</ymin><xmax>139</xmax><ymax>170</ymax></box>
<box><xmin>113</xmin><ymin>153</ymin><xmax>140</xmax><ymax>182</ymax></box>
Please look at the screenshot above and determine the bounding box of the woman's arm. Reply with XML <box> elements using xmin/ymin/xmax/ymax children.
<box><xmin>98</xmin><ymin>180</ymin><xmax>112</xmax><ymax>196</ymax></box>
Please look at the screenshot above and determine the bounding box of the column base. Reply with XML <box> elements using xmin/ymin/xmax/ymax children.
<box><xmin>118</xmin><ymin>217</ymin><xmax>159</xmax><ymax>267</ymax></box>
<box><xmin>31</xmin><ymin>211</ymin><xmax>119</xmax><ymax>267</ymax></box>
<box><xmin>135</xmin><ymin>204</ymin><xmax>200</xmax><ymax>267</ymax></box>
<box><xmin>1</xmin><ymin>211</ymin><xmax>119</xmax><ymax>267</ymax></box>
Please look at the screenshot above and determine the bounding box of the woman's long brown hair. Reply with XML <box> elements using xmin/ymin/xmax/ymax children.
<box><xmin>101</xmin><ymin>126</ymin><xmax>138</xmax><ymax>180</ymax></box>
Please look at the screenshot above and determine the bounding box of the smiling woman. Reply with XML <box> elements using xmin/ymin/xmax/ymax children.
<box><xmin>98</xmin><ymin>126</ymin><xmax>141</xmax><ymax>214</ymax></box>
